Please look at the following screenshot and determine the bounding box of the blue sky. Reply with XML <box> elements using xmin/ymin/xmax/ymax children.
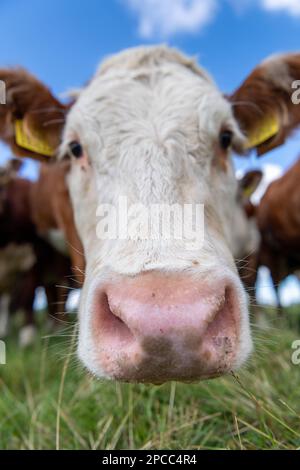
<box><xmin>1</xmin><ymin>0</ymin><xmax>300</xmax><ymax>177</ymax></box>
<box><xmin>1</xmin><ymin>0</ymin><xmax>300</xmax><ymax>306</ymax></box>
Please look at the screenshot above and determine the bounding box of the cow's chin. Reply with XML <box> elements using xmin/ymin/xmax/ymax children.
<box><xmin>78</xmin><ymin>270</ymin><xmax>252</xmax><ymax>384</ymax></box>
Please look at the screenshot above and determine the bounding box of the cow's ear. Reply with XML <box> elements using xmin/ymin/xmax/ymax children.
<box><xmin>231</xmin><ymin>53</ymin><xmax>300</xmax><ymax>156</ymax></box>
<box><xmin>0</xmin><ymin>68</ymin><xmax>67</xmax><ymax>161</ymax></box>
<box><xmin>238</xmin><ymin>170</ymin><xmax>263</xmax><ymax>198</ymax></box>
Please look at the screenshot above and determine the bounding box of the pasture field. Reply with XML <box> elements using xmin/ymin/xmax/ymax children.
<box><xmin>0</xmin><ymin>308</ymin><xmax>300</xmax><ymax>450</ymax></box>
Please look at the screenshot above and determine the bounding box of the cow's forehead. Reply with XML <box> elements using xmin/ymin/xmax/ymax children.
<box><xmin>65</xmin><ymin>46</ymin><xmax>235</xmax><ymax>154</ymax></box>
<box><xmin>82</xmin><ymin>45</ymin><xmax>219</xmax><ymax>111</ymax></box>
<box><xmin>96</xmin><ymin>45</ymin><xmax>214</xmax><ymax>83</ymax></box>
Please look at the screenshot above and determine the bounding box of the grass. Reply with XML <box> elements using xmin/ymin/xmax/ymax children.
<box><xmin>0</xmin><ymin>308</ymin><xmax>300</xmax><ymax>450</ymax></box>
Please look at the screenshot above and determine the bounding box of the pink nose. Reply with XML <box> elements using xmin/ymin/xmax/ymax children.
<box><xmin>91</xmin><ymin>272</ymin><xmax>240</xmax><ymax>383</ymax></box>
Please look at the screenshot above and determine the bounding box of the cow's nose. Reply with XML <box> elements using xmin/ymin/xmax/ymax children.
<box><xmin>90</xmin><ymin>272</ymin><xmax>241</xmax><ymax>383</ymax></box>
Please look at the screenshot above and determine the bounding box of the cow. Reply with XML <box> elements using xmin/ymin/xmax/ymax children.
<box><xmin>256</xmin><ymin>158</ymin><xmax>300</xmax><ymax>312</ymax></box>
<box><xmin>235</xmin><ymin>163</ymin><xmax>300</xmax><ymax>313</ymax></box>
<box><xmin>0</xmin><ymin>242</ymin><xmax>36</xmax><ymax>340</ymax></box>
<box><xmin>0</xmin><ymin>159</ymin><xmax>75</xmax><ymax>345</ymax></box>
<box><xmin>234</xmin><ymin>170</ymin><xmax>263</xmax><ymax>294</ymax></box>
<box><xmin>0</xmin><ymin>47</ymin><xmax>300</xmax><ymax>382</ymax></box>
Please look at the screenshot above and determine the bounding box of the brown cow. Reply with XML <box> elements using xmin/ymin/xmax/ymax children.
<box><xmin>236</xmin><ymin>163</ymin><xmax>300</xmax><ymax>313</ymax></box>
<box><xmin>235</xmin><ymin>170</ymin><xmax>263</xmax><ymax>294</ymax></box>
<box><xmin>0</xmin><ymin>242</ymin><xmax>36</xmax><ymax>341</ymax></box>
<box><xmin>0</xmin><ymin>67</ymin><xmax>84</xmax><ymax>283</ymax></box>
<box><xmin>256</xmin><ymin>158</ymin><xmax>300</xmax><ymax>311</ymax></box>
<box><xmin>0</xmin><ymin>159</ymin><xmax>75</xmax><ymax>345</ymax></box>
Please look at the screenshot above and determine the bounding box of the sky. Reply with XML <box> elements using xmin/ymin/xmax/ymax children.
<box><xmin>1</xmin><ymin>0</ymin><xmax>300</xmax><ymax>176</ymax></box>
<box><xmin>1</xmin><ymin>0</ymin><xmax>300</xmax><ymax>306</ymax></box>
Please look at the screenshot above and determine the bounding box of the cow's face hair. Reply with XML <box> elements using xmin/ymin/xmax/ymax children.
<box><xmin>1</xmin><ymin>47</ymin><xmax>300</xmax><ymax>383</ymax></box>
<box><xmin>61</xmin><ymin>48</ymin><xmax>250</xmax><ymax>382</ymax></box>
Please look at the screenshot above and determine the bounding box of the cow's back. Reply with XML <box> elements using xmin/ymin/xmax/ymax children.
<box><xmin>257</xmin><ymin>158</ymin><xmax>300</xmax><ymax>254</ymax></box>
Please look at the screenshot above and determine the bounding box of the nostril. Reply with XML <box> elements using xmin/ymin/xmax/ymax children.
<box><xmin>97</xmin><ymin>292</ymin><xmax>135</xmax><ymax>345</ymax></box>
<box><xmin>204</xmin><ymin>286</ymin><xmax>238</xmax><ymax>355</ymax></box>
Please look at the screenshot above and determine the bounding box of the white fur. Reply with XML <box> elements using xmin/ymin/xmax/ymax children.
<box><xmin>60</xmin><ymin>46</ymin><xmax>252</xmax><ymax>378</ymax></box>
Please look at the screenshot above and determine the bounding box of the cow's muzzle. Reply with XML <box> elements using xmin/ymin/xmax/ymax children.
<box><xmin>87</xmin><ymin>271</ymin><xmax>247</xmax><ymax>383</ymax></box>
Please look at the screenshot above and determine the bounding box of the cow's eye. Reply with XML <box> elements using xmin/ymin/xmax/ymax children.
<box><xmin>219</xmin><ymin>130</ymin><xmax>233</xmax><ymax>151</ymax></box>
<box><xmin>68</xmin><ymin>141</ymin><xmax>83</xmax><ymax>158</ymax></box>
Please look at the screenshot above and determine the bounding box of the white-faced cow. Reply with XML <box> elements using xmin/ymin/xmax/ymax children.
<box><xmin>0</xmin><ymin>47</ymin><xmax>300</xmax><ymax>383</ymax></box>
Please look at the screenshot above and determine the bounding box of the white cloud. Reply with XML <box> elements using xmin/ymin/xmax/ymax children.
<box><xmin>124</xmin><ymin>0</ymin><xmax>217</xmax><ymax>39</ymax></box>
<box><xmin>260</xmin><ymin>0</ymin><xmax>300</xmax><ymax>16</ymax></box>
<box><xmin>123</xmin><ymin>0</ymin><xmax>300</xmax><ymax>39</ymax></box>
<box><xmin>230</xmin><ymin>0</ymin><xmax>300</xmax><ymax>16</ymax></box>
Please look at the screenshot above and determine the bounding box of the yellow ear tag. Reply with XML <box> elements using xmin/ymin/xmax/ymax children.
<box><xmin>243</xmin><ymin>185</ymin><xmax>255</xmax><ymax>199</ymax></box>
<box><xmin>245</xmin><ymin>115</ymin><xmax>280</xmax><ymax>149</ymax></box>
<box><xmin>15</xmin><ymin>119</ymin><xmax>55</xmax><ymax>157</ymax></box>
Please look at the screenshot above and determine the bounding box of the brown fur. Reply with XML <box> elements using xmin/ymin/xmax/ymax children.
<box><xmin>0</xmin><ymin>244</ymin><xmax>35</xmax><ymax>292</ymax></box>
<box><xmin>31</xmin><ymin>161</ymin><xmax>85</xmax><ymax>284</ymax></box>
<box><xmin>0</xmin><ymin>163</ymin><xmax>75</xmax><ymax>330</ymax></box>
<box><xmin>238</xmin><ymin>160</ymin><xmax>300</xmax><ymax>310</ymax></box>
<box><xmin>255</xmin><ymin>158</ymin><xmax>300</xmax><ymax>308</ymax></box>
<box><xmin>0</xmin><ymin>68</ymin><xmax>67</xmax><ymax>161</ymax></box>
<box><xmin>257</xmin><ymin>158</ymin><xmax>300</xmax><ymax>254</ymax></box>
<box><xmin>231</xmin><ymin>54</ymin><xmax>300</xmax><ymax>155</ymax></box>
<box><xmin>0</xmin><ymin>69</ymin><xmax>85</xmax><ymax>282</ymax></box>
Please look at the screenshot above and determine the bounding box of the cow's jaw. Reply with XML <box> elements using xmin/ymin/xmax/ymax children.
<box><xmin>63</xmin><ymin>46</ymin><xmax>252</xmax><ymax>383</ymax></box>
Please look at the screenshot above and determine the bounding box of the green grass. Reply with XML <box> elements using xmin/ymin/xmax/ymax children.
<box><xmin>0</xmin><ymin>308</ymin><xmax>300</xmax><ymax>450</ymax></box>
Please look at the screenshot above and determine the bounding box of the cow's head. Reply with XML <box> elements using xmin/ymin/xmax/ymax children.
<box><xmin>235</xmin><ymin>170</ymin><xmax>263</xmax><ymax>289</ymax></box>
<box><xmin>1</xmin><ymin>48</ymin><xmax>299</xmax><ymax>383</ymax></box>
<box><xmin>234</xmin><ymin>169</ymin><xmax>263</xmax><ymax>256</ymax></box>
